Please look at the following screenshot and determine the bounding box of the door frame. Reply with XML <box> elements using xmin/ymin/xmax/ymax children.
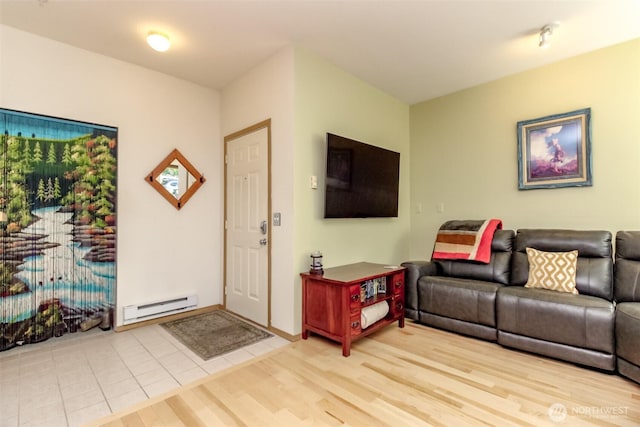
<box><xmin>223</xmin><ymin>119</ymin><xmax>272</xmax><ymax>327</ymax></box>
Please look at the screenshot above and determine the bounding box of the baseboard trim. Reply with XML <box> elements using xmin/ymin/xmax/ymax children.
<box><xmin>267</xmin><ymin>326</ymin><xmax>299</xmax><ymax>342</ymax></box>
<box><xmin>115</xmin><ymin>304</ymin><xmax>301</xmax><ymax>341</ymax></box>
<box><xmin>222</xmin><ymin>309</ymin><xmax>300</xmax><ymax>342</ymax></box>
<box><xmin>114</xmin><ymin>304</ymin><xmax>222</xmax><ymax>332</ymax></box>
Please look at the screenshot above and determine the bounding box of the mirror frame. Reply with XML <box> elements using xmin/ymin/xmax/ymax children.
<box><xmin>145</xmin><ymin>148</ymin><xmax>206</xmax><ymax>210</ymax></box>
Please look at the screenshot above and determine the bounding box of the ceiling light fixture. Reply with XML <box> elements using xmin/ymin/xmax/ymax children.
<box><xmin>538</xmin><ymin>23</ymin><xmax>558</xmax><ymax>49</ymax></box>
<box><xmin>147</xmin><ymin>32</ymin><xmax>171</xmax><ymax>52</ymax></box>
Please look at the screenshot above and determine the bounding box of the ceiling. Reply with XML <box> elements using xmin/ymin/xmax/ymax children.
<box><xmin>1</xmin><ymin>0</ymin><xmax>639</xmax><ymax>105</ymax></box>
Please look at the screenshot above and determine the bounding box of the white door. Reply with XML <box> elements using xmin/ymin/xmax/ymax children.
<box><xmin>225</xmin><ymin>121</ymin><xmax>270</xmax><ymax>326</ymax></box>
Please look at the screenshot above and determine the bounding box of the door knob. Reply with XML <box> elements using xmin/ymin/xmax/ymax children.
<box><xmin>259</xmin><ymin>238</ymin><xmax>267</xmax><ymax>246</ymax></box>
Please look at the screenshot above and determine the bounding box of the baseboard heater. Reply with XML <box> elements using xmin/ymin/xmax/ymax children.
<box><xmin>123</xmin><ymin>294</ymin><xmax>198</xmax><ymax>325</ymax></box>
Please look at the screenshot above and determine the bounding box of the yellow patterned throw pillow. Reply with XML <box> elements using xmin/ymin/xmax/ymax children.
<box><xmin>525</xmin><ymin>247</ymin><xmax>579</xmax><ymax>294</ymax></box>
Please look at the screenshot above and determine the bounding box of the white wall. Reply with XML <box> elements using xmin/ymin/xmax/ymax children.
<box><xmin>409</xmin><ymin>38</ymin><xmax>640</xmax><ymax>258</ymax></box>
<box><xmin>221</xmin><ymin>47</ymin><xmax>296</xmax><ymax>334</ymax></box>
<box><xmin>0</xmin><ymin>26</ymin><xmax>223</xmax><ymax>326</ymax></box>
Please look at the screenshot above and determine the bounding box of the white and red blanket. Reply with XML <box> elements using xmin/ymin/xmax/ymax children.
<box><xmin>432</xmin><ymin>219</ymin><xmax>502</xmax><ymax>264</ymax></box>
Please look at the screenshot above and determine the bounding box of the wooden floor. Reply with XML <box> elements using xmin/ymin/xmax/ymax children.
<box><xmin>89</xmin><ymin>321</ymin><xmax>640</xmax><ymax>426</ymax></box>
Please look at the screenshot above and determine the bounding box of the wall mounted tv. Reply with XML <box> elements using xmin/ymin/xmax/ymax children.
<box><xmin>324</xmin><ymin>133</ymin><xmax>400</xmax><ymax>218</ymax></box>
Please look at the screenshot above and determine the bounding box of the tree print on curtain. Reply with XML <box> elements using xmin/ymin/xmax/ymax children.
<box><xmin>0</xmin><ymin>109</ymin><xmax>117</xmax><ymax>351</ymax></box>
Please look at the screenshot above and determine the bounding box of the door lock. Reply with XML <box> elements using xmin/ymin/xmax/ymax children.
<box><xmin>260</xmin><ymin>220</ymin><xmax>267</xmax><ymax>235</ymax></box>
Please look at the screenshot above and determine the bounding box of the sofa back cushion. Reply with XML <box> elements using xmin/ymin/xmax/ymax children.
<box><xmin>435</xmin><ymin>229</ymin><xmax>514</xmax><ymax>285</ymax></box>
<box><xmin>511</xmin><ymin>229</ymin><xmax>613</xmax><ymax>300</ymax></box>
<box><xmin>614</xmin><ymin>231</ymin><xmax>640</xmax><ymax>302</ymax></box>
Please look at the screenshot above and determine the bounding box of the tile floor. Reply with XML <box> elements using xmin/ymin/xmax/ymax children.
<box><xmin>0</xmin><ymin>315</ymin><xmax>290</xmax><ymax>427</ymax></box>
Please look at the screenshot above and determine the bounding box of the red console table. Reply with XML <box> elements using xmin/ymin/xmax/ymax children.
<box><xmin>300</xmin><ymin>262</ymin><xmax>405</xmax><ymax>357</ymax></box>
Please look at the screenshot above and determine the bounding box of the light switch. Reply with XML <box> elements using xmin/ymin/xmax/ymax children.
<box><xmin>273</xmin><ymin>212</ymin><xmax>281</xmax><ymax>226</ymax></box>
<box><xmin>310</xmin><ymin>175</ymin><xmax>318</xmax><ymax>189</ymax></box>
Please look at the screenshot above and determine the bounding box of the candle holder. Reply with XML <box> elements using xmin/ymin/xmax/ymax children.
<box><xmin>310</xmin><ymin>251</ymin><xmax>323</xmax><ymax>274</ymax></box>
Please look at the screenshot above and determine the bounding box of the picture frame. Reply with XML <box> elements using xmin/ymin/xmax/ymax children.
<box><xmin>517</xmin><ymin>108</ymin><xmax>592</xmax><ymax>190</ymax></box>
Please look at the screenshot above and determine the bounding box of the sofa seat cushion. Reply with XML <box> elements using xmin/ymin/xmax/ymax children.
<box><xmin>497</xmin><ymin>287</ymin><xmax>615</xmax><ymax>354</ymax></box>
<box><xmin>616</xmin><ymin>303</ymin><xmax>640</xmax><ymax>366</ymax></box>
<box><xmin>418</xmin><ymin>276</ymin><xmax>502</xmax><ymax>327</ymax></box>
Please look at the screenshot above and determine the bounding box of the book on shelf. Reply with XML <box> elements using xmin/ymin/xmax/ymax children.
<box><xmin>360</xmin><ymin>277</ymin><xmax>387</xmax><ymax>302</ymax></box>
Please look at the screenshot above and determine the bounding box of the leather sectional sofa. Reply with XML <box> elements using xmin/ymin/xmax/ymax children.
<box><xmin>403</xmin><ymin>228</ymin><xmax>639</xmax><ymax>383</ymax></box>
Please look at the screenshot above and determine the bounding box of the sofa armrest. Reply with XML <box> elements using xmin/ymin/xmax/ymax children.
<box><xmin>401</xmin><ymin>261</ymin><xmax>438</xmax><ymax>320</ymax></box>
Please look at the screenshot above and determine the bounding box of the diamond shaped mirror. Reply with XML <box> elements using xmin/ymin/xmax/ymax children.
<box><xmin>145</xmin><ymin>149</ymin><xmax>205</xmax><ymax>210</ymax></box>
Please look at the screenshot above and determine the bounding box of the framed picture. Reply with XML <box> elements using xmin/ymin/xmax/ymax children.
<box><xmin>517</xmin><ymin>108</ymin><xmax>592</xmax><ymax>190</ymax></box>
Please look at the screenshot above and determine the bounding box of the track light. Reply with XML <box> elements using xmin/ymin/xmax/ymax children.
<box><xmin>147</xmin><ymin>32</ymin><xmax>171</xmax><ymax>52</ymax></box>
<box><xmin>539</xmin><ymin>23</ymin><xmax>558</xmax><ymax>49</ymax></box>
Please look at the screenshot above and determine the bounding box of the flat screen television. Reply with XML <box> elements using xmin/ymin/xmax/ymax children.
<box><xmin>324</xmin><ymin>133</ymin><xmax>400</xmax><ymax>218</ymax></box>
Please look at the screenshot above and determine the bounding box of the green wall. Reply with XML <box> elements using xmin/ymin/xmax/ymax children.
<box><xmin>409</xmin><ymin>38</ymin><xmax>640</xmax><ymax>259</ymax></box>
<box><xmin>294</xmin><ymin>48</ymin><xmax>411</xmax><ymax>273</ymax></box>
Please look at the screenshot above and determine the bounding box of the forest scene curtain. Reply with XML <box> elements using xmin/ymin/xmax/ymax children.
<box><xmin>0</xmin><ymin>109</ymin><xmax>117</xmax><ymax>351</ymax></box>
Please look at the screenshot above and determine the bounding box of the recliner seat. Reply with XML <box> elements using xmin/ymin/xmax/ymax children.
<box><xmin>404</xmin><ymin>229</ymin><xmax>514</xmax><ymax>341</ymax></box>
<box><xmin>496</xmin><ymin>229</ymin><xmax>615</xmax><ymax>371</ymax></box>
